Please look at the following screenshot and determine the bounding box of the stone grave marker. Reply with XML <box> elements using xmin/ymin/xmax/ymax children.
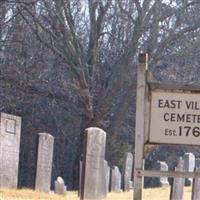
<box><xmin>170</xmin><ymin>157</ymin><xmax>185</xmax><ymax>200</ymax></box>
<box><xmin>54</xmin><ymin>176</ymin><xmax>66</xmax><ymax>195</ymax></box>
<box><xmin>80</xmin><ymin>127</ymin><xmax>106</xmax><ymax>200</ymax></box>
<box><xmin>146</xmin><ymin>161</ymin><xmax>169</xmax><ymax>187</ymax></box>
<box><xmin>0</xmin><ymin>113</ymin><xmax>21</xmax><ymax>188</ymax></box>
<box><xmin>104</xmin><ymin>160</ymin><xmax>110</xmax><ymax>194</ymax></box>
<box><xmin>35</xmin><ymin>133</ymin><xmax>54</xmax><ymax>193</ymax></box>
<box><xmin>191</xmin><ymin>159</ymin><xmax>200</xmax><ymax>200</ymax></box>
<box><xmin>110</xmin><ymin>166</ymin><xmax>121</xmax><ymax>192</ymax></box>
<box><xmin>159</xmin><ymin>161</ymin><xmax>170</xmax><ymax>186</ymax></box>
<box><xmin>123</xmin><ymin>152</ymin><xmax>133</xmax><ymax>191</ymax></box>
<box><xmin>116</xmin><ymin>168</ymin><xmax>122</xmax><ymax>192</ymax></box>
<box><xmin>183</xmin><ymin>152</ymin><xmax>195</xmax><ymax>186</ymax></box>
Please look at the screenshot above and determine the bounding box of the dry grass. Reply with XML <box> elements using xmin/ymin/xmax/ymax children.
<box><xmin>0</xmin><ymin>187</ymin><xmax>192</xmax><ymax>200</ymax></box>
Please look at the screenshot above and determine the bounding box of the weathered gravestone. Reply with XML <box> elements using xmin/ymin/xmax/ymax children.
<box><xmin>170</xmin><ymin>157</ymin><xmax>185</xmax><ymax>200</ymax></box>
<box><xmin>110</xmin><ymin>166</ymin><xmax>121</xmax><ymax>192</ymax></box>
<box><xmin>80</xmin><ymin>127</ymin><xmax>106</xmax><ymax>200</ymax></box>
<box><xmin>0</xmin><ymin>113</ymin><xmax>21</xmax><ymax>188</ymax></box>
<box><xmin>35</xmin><ymin>133</ymin><xmax>54</xmax><ymax>193</ymax></box>
<box><xmin>123</xmin><ymin>152</ymin><xmax>133</xmax><ymax>191</ymax></box>
<box><xmin>183</xmin><ymin>152</ymin><xmax>195</xmax><ymax>186</ymax></box>
<box><xmin>54</xmin><ymin>176</ymin><xmax>67</xmax><ymax>195</ymax></box>
<box><xmin>191</xmin><ymin>159</ymin><xmax>200</xmax><ymax>200</ymax></box>
<box><xmin>104</xmin><ymin>160</ymin><xmax>110</xmax><ymax>194</ymax></box>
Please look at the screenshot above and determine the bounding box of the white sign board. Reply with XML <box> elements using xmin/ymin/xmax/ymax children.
<box><xmin>149</xmin><ymin>91</ymin><xmax>200</xmax><ymax>145</ymax></box>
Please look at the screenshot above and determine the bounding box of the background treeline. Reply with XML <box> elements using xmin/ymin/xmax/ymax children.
<box><xmin>1</xmin><ymin>0</ymin><xmax>200</xmax><ymax>189</ymax></box>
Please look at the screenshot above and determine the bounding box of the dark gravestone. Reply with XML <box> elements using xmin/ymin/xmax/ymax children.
<box><xmin>80</xmin><ymin>127</ymin><xmax>106</xmax><ymax>200</ymax></box>
<box><xmin>104</xmin><ymin>160</ymin><xmax>110</xmax><ymax>194</ymax></box>
<box><xmin>0</xmin><ymin>113</ymin><xmax>21</xmax><ymax>188</ymax></box>
<box><xmin>110</xmin><ymin>166</ymin><xmax>121</xmax><ymax>192</ymax></box>
<box><xmin>123</xmin><ymin>152</ymin><xmax>133</xmax><ymax>191</ymax></box>
<box><xmin>78</xmin><ymin>160</ymin><xmax>83</xmax><ymax>197</ymax></box>
<box><xmin>191</xmin><ymin>159</ymin><xmax>200</xmax><ymax>200</ymax></box>
<box><xmin>54</xmin><ymin>176</ymin><xmax>67</xmax><ymax>195</ymax></box>
<box><xmin>35</xmin><ymin>133</ymin><xmax>54</xmax><ymax>193</ymax></box>
<box><xmin>183</xmin><ymin>152</ymin><xmax>195</xmax><ymax>186</ymax></box>
<box><xmin>170</xmin><ymin>157</ymin><xmax>185</xmax><ymax>200</ymax></box>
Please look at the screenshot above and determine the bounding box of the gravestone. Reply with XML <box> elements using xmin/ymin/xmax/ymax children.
<box><xmin>0</xmin><ymin>113</ymin><xmax>21</xmax><ymax>188</ymax></box>
<box><xmin>35</xmin><ymin>133</ymin><xmax>54</xmax><ymax>193</ymax></box>
<box><xmin>110</xmin><ymin>166</ymin><xmax>121</xmax><ymax>192</ymax></box>
<box><xmin>147</xmin><ymin>161</ymin><xmax>169</xmax><ymax>187</ymax></box>
<box><xmin>192</xmin><ymin>159</ymin><xmax>200</xmax><ymax>200</ymax></box>
<box><xmin>129</xmin><ymin>181</ymin><xmax>133</xmax><ymax>189</ymax></box>
<box><xmin>104</xmin><ymin>160</ymin><xmax>110</xmax><ymax>194</ymax></box>
<box><xmin>54</xmin><ymin>176</ymin><xmax>67</xmax><ymax>195</ymax></box>
<box><xmin>123</xmin><ymin>152</ymin><xmax>133</xmax><ymax>191</ymax></box>
<box><xmin>116</xmin><ymin>168</ymin><xmax>122</xmax><ymax>192</ymax></box>
<box><xmin>170</xmin><ymin>157</ymin><xmax>185</xmax><ymax>200</ymax></box>
<box><xmin>80</xmin><ymin>127</ymin><xmax>106</xmax><ymax>200</ymax></box>
<box><xmin>183</xmin><ymin>152</ymin><xmax>195</xmax><ymax>186</ymax></box>
<box><xmin>159</xmin><ymin>161</ymin><xmax>169</xmax><ymax>186</ymax></box>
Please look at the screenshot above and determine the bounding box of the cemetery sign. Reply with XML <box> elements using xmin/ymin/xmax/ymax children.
<box><xmin>133</xmin><ymin>54</ymin><xmax>200</xmax><ymax>200</ymax></box>
<box><xmin>150</xmin><ymin>91</ymin><xmax>200</xmax><ymax>145</ymax></box>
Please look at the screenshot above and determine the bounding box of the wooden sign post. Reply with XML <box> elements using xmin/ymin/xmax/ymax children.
<box><xmin>134</xmin><ymin>54</ymin><xmax>148</xmax><ymax>200</ymax></box>
<box><xmin>134</xmin><ymin>53</ymin><xmax>200</xmax><ymax>200</ymax></box>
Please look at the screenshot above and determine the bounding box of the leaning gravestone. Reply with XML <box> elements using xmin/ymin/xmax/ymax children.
<box><xmin>0</xmin><ymin>113</ymin><xmax>21</xmax><ymax>188</ymax></box>
<box><xmin>170</xmin><ymin>157</ymin><xmax>185</xmax><ymax>200</ymax></box>
<box><xmin>123</xmin><ymin>152</ymin><xmax>133</xmax><ymax>191</ymax></box>
<box><xmin>80</xmin><ymin>127</ymin><xmax>106</xmax><ymax>200</ymax></box>
<box><xmin>35</xmin><ymin>133</ymin><xmax>54</xmax><ymax>193</ymax></box>
<box><xmin>183</xmin><ymin>152</ymin><xmax>195</xmax><ymax>186</ymax></box>
<box><xmin>110</xmin><ymin>166</ymin><xmax>121</xmax><ymax>192</ymax></box>
<box><xmin>54</xmin><ymin>176</ymin><xmax>67</xmax><ymax>195</ymax></box>
<box><xmin>192</xmin><ymin>159</ymin><xmax>200</xmax><ymax>200</ymax></box>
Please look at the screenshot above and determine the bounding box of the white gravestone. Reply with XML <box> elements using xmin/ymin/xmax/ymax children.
<box><xmin>80</xmin><ymin>127</ymin><xmax>106</xmax><ymax>200</ymax></box>
<box><xmin>54</xmin><ymin>176</ymin><xmax>67</xmax><ymax>195</ymax></box>
<box><xmin>183</xmin><ymin>152</ymin><xmax>195</xmax><ymax>186</ymax></box>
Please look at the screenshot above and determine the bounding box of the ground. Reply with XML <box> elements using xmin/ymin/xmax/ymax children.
<box><xmin>0</xmin><ymin>187</ymin><xmax>192</xmax><ymax>200</ymax></box>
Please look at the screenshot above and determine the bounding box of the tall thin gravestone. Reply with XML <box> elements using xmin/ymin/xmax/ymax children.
<box><xmin>183</xmin><ymin>152</ymin><xmax>195</xmax><ymax>186</ymax></box>
<box><xmin>191</xmin><ymin>159</ymin><xmax>200</xmax><ymax>200</ymax></box>
<box><xmin>123</xmin><ymin>152</ymin><xmax>133</xmax><ymax>191</ymax></box>
<box><xmin>0</xmin><ymin>113</ymin><xmax>21</xmax><ymax>188</ymax></box>
<box><xmin>110</xmin><ymin>166</ymin><xmax>121</xmax><ymax>192</ymax></box>
<box><xmin>78</xmin><ymin>160</ymin><xmax>83</xmax><ymax>197</ymax></box>
<box><xmin>80</xmin><ymin>127</ymin><xmax>106</xmax><ymax>200</ymax></box>
<box><xmin>170</xmin><ymin>157</ymin><xmax>185</xmax><ymax>200</ymax></box>
<box><xmin>104</xmin><ymin>160</ymin><xmax>110</xmax><ymax>194</ymax></box>
<box><xmin>35</xmin><ymin>133</ymin><xmax>54</xmax><ymax>193</ymax></box>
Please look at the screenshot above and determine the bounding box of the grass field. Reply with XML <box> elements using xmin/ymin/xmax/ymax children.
<box><xmin>0</xmin><ymin>187</ymin><xmax>192</xmax><ymax>200</ymax></box>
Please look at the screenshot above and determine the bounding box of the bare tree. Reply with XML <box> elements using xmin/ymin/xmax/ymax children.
<box><xmin>1</xmin><ymin>0</ymin><xmax>200</xmax><ymax>188</ymax></box>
